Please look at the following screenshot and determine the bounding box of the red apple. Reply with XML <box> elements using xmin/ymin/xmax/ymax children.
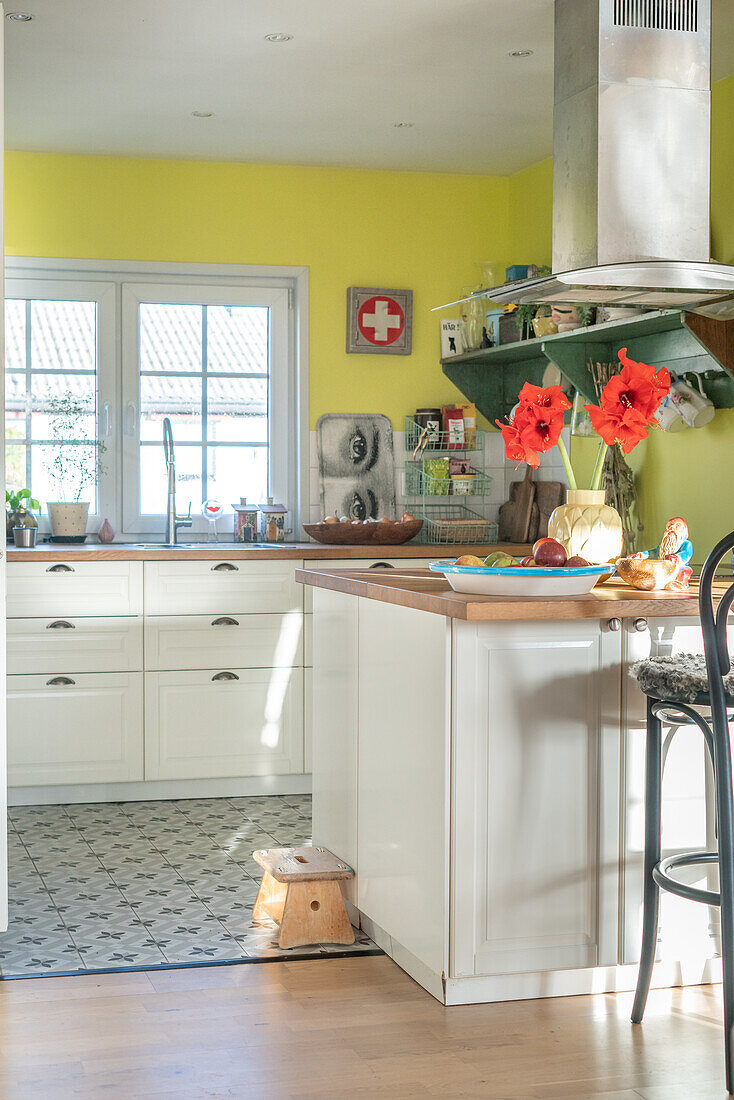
<box><xmin>532</xmin><ymin>537</ymin><xmax>568</xmax><ymax>567</ymax></box>
<box><xmin>520</xmin><ymin>556</ymin><xmax>535</xmax><ymax>567</ymax></box>
<box><xmin>566</xmin><ymin>555</ymin><xmax>590</xmax><ymax>568</ymax></box>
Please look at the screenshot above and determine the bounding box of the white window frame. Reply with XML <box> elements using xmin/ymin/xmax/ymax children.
<box><xmin>4</xmin><ymin>275</ymin><xmax>117</xmax><ymax>536</ymax></box>
<box><xmin>4</xmin><ymin>258</ymin><xmax>309</xmax><ymax>540</ymax></box>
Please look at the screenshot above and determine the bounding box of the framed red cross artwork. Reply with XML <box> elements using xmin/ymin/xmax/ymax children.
<box><xmin>346</xmin><ymin>287</ymin><xmax>413</xmax><ymax>355</ymax></box>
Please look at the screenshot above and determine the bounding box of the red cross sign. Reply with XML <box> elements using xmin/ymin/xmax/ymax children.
<box><xmin>357</xmin><ymin>296</ymin><xmax>405</xmax><ymax>346</ymax></box>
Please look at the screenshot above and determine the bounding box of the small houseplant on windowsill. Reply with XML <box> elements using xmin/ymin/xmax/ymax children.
<box><xmin>46</xmin><ymin>394</ymin><xmax>107</xmax><ymax>542</ymax></box>
<box><xmin>6</xmin><ymin>488</ymin><xmax>40</xmax><ymax>540</ymax></box>
<box><xmin>496</xmin><ymin>347</ymin><xmax>671</xmax><ymax>563</ymax></box>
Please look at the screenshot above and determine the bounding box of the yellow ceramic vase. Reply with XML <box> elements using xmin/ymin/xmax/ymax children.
<box><xmin>548</xmin><ymin>489</ymin><xmax>623</xmax><ymax>565</ymax></box>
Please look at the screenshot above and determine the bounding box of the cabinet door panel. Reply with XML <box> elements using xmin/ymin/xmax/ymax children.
<box><xmin>145</xmin><ymin>668</ymin><xmax>303</xmax><ymax>780</ymax></box>
<box><xmin>7</xmin><ymin>673</ymin><xmax>144</xmax><ymax>786</ymax></box>
<box><xmin>145</xmin><ymin>613</ymin><xmax>303</xmax><ymax>671</ymax></box>
<box><xmin>7</xmin><ymin>562</ymin><xmax>142</xmax><ymax>618</ymax></box>
<box><xmin>144</xmin><ymin>560</ymin><xmax>302</xmax><ymax>616</ymax></box>
<box><xmin>7</xmin><ymin>617</ymin><xmax>143</xmax><ymax>675</ymax></box>
<box><xmin>302</xmin><ymin>558</ymin><xmax>429</xmax><ymax>611</ymax></box>
<box><xmin>452</xmin><ymin>620</ymin><xmax>622</xmax><ymax>979</ymax></box>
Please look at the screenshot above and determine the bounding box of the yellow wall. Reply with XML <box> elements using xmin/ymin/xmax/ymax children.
<box><xmin>5</xmin><ymin>152</ymin><xmax>513</xmax><ymax>430</ymax></box>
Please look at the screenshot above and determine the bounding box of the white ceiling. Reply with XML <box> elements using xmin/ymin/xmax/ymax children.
<box><xmin>5</xmin><ymin>0</ymin><xmax>734</xmax><ymax>176</ymax></box>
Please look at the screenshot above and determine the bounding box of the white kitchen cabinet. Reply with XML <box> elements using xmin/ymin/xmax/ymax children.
<box><xmin>144</xmin><ymin>559</ymin><xmax>303</xmax><ymax>615</ymax></box>
<box><xmin>145</xmin><ymin>667</ymin><xmax>304</xmax><ymax>780</ymax></box>
<box><xmin>304</xmin><ymin>666</ymin><xmax>313</xmax><ymax>775</ymax></box>
<box><xmin>7</xmin><ymin>672</ymin><xmax>144</xmax><ymax>785</ymax></box>
<box><xmin>7</xmin><ymin>561</ymin><xmax>143</xmax><ymax>618</ymax></box>
<box><xmin>451</xmin><ymin>618</ymin><xmax>622</xmax><ymax>979</ymax></box>
<box><xmin>302</xmin><ymin>557</ymin><xmax>430</xmax><ymax>611</ymax></box>
<box><xmin>144</xmin><ymin>612</ymin><xmax>303</xmax><ymax>671</ymax></box>
<box><xmin>7</xmin><ymin>616</ymin><xmax>143</xmax><ymax>675</ymax></box>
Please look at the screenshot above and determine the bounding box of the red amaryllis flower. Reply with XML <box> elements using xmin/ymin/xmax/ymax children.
<box><xmin>516</xmin><ymin>382</ymin><xmax>572</xmax><ymax>417</ymax></box>
<box><xmin>585</xmin><ymin>402</ymin><xmax>649</xmax><ymax>454</ymax></box>
<box><xmin>584</xmin><ymin>347</ymin><xmax>671</xmax><ymax>453</ymax></box>
<box><xmin>496</xmin><ymin>417</ymin><xmax>540</xmax><ymax>467</ymax></box>
<box><xmin>514</xmin><ymin>402</ymin><xmax>565</xmax><ymax>453</ymax></box>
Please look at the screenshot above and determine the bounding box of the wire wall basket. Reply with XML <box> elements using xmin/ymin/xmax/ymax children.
<box><xmin>404</xmin><ymin>416</ymin><xmax>485</xmax><ymax>457</ymax></box>
<box><xmin>418</xmin><ymin>504</ymin><xmax>498</xmax><ymax>546</ymax></box>
<box><xmin>405</xmin><ymin>461</ymin><xmax>493</xmax><ymax>498</ymax></box>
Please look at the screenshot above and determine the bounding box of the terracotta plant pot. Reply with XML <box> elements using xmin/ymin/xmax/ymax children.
<box><xmin>48</xmin><ymin>502</ymin><xmax>89</xmax><ymax>540</ymax></box>
<box><xmin>548</xmin><ymin>489</ymin><xmax>623</xmax><ymax>565</ymax></box>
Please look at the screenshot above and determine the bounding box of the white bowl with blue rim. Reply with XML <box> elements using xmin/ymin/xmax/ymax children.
<box><xmin>429</xmin><ymin>559</ymin><xmax>615</xmax><ymax>597</ymax></box>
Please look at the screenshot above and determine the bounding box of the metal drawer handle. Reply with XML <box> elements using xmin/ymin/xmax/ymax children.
<box><xmin>212</xmin><ymin>671</ymin><xmax>239</xmax><ymax>681</ymax></box>
<box><xmin>633</xmin><ymin>617</ymin><xmax>648</xmax><ymax>632</ymax></box>
<box><xmin>46</xmin><ymin>564</ymin><xmax>74</xmax><ymax>573</ymax></box>
<box><xmin>369</xmin><ymin>562</ymin><xmax>395</xmax><ymax>569</ymax></box>
<box><xmin>211</xmin><ymin>562</ymin><xmax>238</xmax><ymax>572</ymax></box>
<box><xmin>607</xmin><ymin>618</ymin><xmax>622</xmax><ymax>632</ymax></box>
<box><xmin>211</xmin><ymin>616</ymin><xmax>239</xmax><ymax>627</ymax></box>
<box><xmin>46</xmin><ymin>676</ymin><xmax>75</xmax><ymax>686</ymax></box>
<box><xmin>47</xmin><ymin>620</ymin><xmax>75</xmax><ymax>630</ymax></box>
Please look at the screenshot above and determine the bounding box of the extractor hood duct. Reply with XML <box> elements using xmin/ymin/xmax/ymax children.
<box><xmin>480</xmin><ymin>0</ymin><xmax>734</xmax><ymax>318</ymax></box>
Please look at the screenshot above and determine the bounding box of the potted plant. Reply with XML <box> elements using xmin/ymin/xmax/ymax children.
<box><xmin>46</xmin><ymin>394</ymin><xmax>107</xmax><ymax>542</ymax></box>
<box><xmin>496</xmin><ymin>347</ymin><xmax>670</xmax><ymax>563</ymax></box>
<box><xmin>6</xmin><ymin>488</ymin><xmax>40</xmax><ymax>540</ymax></box>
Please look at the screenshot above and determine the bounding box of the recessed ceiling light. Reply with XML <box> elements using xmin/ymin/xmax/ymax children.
<box><xmin>509</xmin><ymin>48</ymin><xmax>533</xmax><ymax>57</ymax></box>
<box><xmin>6</xmin><ymin>11</ymin><xmax>33</xmax><ymax>20</ymax></box>
<box><xmin>264</xmin><ymin>32</ymin><xmax>293</xmax><ymax>42</ymax></box>
<box><xmin>191</xmin><ymin>110</ymin><xmax>214</xmax><ymax>118</ymax></box>
<box><xmin>393</xmin><ymin>122</ymin><xmax>415</xmax><ymax>128</ymax></box>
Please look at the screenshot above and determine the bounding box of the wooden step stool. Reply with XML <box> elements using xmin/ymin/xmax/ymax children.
<box><xmin>252</xmin><ymin>846</ymin><xmax>355</xmax><ymax>949</ymax></box>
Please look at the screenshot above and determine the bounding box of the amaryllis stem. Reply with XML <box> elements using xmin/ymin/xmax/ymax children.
<box><xmin>556</xmin><ymin>434</ymin><xmax>577</xmax><ymax>491</ymax></box>
<box><xmin>590</xmin><ymin>440</ymin><xmax>608</xmax><ymax>492</ymax></box>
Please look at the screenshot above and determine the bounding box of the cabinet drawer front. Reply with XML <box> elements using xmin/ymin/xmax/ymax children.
<box><xmin>302</xmin><ymin>557</ymin><xmax>429</xmax><ymax>611</ymax></box>
<box><xmin>7</xmin><ymin>672</ymin><xmax>144</xmax><ymax>786</ymax></box>
<box><xmin>145</xmin><ymin>613</ymin><xmax>303</xmax><ymax>671</ymax></box>
<box><xmin>145</xmin><ymin>560</ymin><xmax>303</xmax><ymax>615</ymax></box>
<box><xmin>7</xmin><ymin>562</ymin><xmax>143</xmax><ymax>618</ymax></box>
<box><xmin>145</xmin><ymin>668</ymin><xmax>303</xmax><ymax>780</ymax></box>
<box><xmin>7</xmin><ymin>617</ymin><xmax>143</xmax><ymax>675</ymax></box>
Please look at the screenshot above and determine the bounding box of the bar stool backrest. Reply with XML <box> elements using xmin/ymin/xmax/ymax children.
<box><xmin>699</xmin><ymin>531</ymin><xmax>734</xmax><ymax>712</ymax></box>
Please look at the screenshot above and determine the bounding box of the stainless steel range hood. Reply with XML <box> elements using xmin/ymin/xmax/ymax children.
<box><xmin>463</xmin><ymin>0</ymin><xmax>734</xmax><ymax>319</ymax></box>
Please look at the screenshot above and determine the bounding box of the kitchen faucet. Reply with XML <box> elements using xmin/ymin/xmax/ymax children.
<box><xmin>163</xmin><ymin>417</ymin><xmax>192</xmax><ymax>545</ymax></box>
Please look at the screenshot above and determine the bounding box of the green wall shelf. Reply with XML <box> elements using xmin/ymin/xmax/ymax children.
<box><xmin>441</xmin><ymin>309</ymin><xmax>734</xmax><ymax>425</ymax></box>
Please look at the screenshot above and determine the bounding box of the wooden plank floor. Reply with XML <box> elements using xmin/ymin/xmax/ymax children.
<box><xmin>0</xmin><ymin>955</ymin><xmax>728</xmax><ymax>1098</ymax></box>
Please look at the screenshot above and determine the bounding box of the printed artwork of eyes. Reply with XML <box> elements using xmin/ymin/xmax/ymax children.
<box><xmin>320</xmin><ymin>421</ymin><xmax>380</xmax><ymax>478</ymax></box>
<box><xmin>338</xmin><ymin>488</ymin><xmax>378</xmax><ymax>521</ymax></box>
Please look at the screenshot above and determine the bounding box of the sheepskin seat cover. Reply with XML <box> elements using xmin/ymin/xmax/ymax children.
<box><xmin>633</xmin><ymin>653</ymin><xmax>734</xmax><ymax>702</ymax></box>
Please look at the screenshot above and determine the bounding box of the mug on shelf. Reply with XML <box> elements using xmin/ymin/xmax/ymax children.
<box><xmin>669</xmin><ymin>374</ymin><xmax>715</xmax><ymax>429</ymax></box>
<box><xmin>655</xmin><ymin>392</ymin><xmax>689</xmax><ymax>433</ymax></box>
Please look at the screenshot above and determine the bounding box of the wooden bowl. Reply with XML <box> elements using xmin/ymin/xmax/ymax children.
<box><xmin>616</xmin><ymin>556</ymin><xmax>680</xmax><ymax>591</ymax></box>
<box><xmin>302</xmin><ymin>522</ymin><xmax>377</xmax><ymax>545</ymax></box>
<box><xmin>370</xmin><ymin>518</ymin><xmax>423</xmax><ymax>545</ymax></box>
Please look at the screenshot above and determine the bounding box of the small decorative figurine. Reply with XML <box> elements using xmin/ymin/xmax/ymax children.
<box><xmin>616</xmin><ymin>517</ymin><xmax>693</xmax><ymax>591</ymax></box>
<box><xmin>98</xmin><ymin>518</ymin><xmax>115</xmax><ymax>543</ymax></box>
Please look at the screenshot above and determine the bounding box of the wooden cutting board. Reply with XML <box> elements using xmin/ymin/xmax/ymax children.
<box><xmin>498</xmin><ymin>467</ymin><xmax>536</xmax><ymax>543</ymax></box>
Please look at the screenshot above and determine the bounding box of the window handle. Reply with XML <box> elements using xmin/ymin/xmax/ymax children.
<box><xmin>46</xmin><ymin>564</ymin><xmax>74</xmax><ymax>573</ymax></box>
<box><xmin>211</xmin><ymin>616</ymin><xmax>239</xmax><ymax>626</ymax></box>
<box><xmin>103</xmin><ymin>401</ymin><xmax>112</xmax><ymax>437</ymax></box>
<box><xmin>46</xmin><ymin>676</ymin><xmax>75</xmax><ymax>686</ymax></box>
<box><xmin>212</xmin><ymin>671</ymin><xmax>239</xmax><ymax>681</ymax></box>
<box><xmin>211</xmin><ymin>562</ymin><xmax>238</xmax><ymax>572</ymax></box>
<box><xmin>47</xmin><ymin>620</ymin><xmax>75</xmax><ymax>630</ymax></box>
<box><xmin>124</xmin><ymin>402</ymin><xmax>137</xmax><ymax>436</ymax></box>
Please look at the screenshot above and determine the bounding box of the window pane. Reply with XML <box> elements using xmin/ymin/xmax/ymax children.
<box><xmin>207</xmin><ymin>376</ymin><xmax>267</xmax><ymax>443</ymax></box>
<box><xmin>6</xmin><ymin>444</ymin><xmax>27</xmax><ymax>491</ymax></box>
<box><xmin>6</xmin><ymin>373</ymin><xmax>27</xmax><ymax>439</ymax></box>
<box><xmin>206</xmin><ymin>445</ymin><xmax>268</xmax><ymax>513</ymax></box>
<box><xmin>5</xmin><ymin>299</ymin><xmax>26</xmax><ymax>373</ymax></box>
<box><xmin>30</xmin><ymin>374</ymin><xmax>96</xmax><ymax>442</ymax></box>
<box><xmin>207</xmin><ymin>305</ymin><xmax>268</xmax><ymax>373</ymax></box>
<box><xmin>140</xmin><ymin>443</ymin><xmax>202</xmax><ymax>516</ymax></box>
<box><xmin>140</xmin><ymin>375</ymin><xmax>202</xmax><ymax>442</ymax></box>
<box><xmin>30</xmin><ymin>300</ymin><xmax>96</xmax><ymax>372</ymax></box>
<box><xmin>140</xmin><ymin>303</ymin><xmax>202</xmax><ymax>372</ymax></box>
<box><xmin>32</xmin><ymin>442</ymin><xmax>98</xmax><ymax>510</ymax></box>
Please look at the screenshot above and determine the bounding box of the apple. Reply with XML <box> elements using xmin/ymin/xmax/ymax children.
<box><xmin>565</xmin><ymin>555</ymin><xmax>590</xmax><ymax>568</ymax></box>
<box><xmin>532</xmin><ymin>537</ymin><xmax>568</xmax><ymax>567</ymax></box>
<box><xmin>520</xmin><ymin>556</ymin><xmax>535</xmax><ymax>567</ymax></box>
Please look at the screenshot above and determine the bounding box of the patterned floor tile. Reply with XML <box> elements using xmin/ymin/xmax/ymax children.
<box><xmin>0</xmin><ymin>795</ymin><xmax>380</xmax><ymax>977</ymax></box>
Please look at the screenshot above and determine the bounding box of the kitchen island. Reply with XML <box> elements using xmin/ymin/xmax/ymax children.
<box><xmin>298</xmin><ymin>566</ymin><xmax>724</xmax><ymax>1006</ymax></box>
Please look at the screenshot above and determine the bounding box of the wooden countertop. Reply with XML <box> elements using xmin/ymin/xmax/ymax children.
<box><xmin>5</xmin><ymin>542</ymin><xmax>529</xmax><ymax>563</ymax></box>
<box><xmin>295</xmin><ymin>566</ymin><xmax>717</xmax><ymax>621</ymax></box>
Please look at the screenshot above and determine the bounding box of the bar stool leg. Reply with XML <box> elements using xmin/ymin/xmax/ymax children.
<box><xmin>632</xmin><ymin>697</ymin><xmax>663</xmax><ymax>1025</ymax></box>
<box><xmin>711</xmin><ymin>712</ymin><xmax>734</xmax><ymax>1095</ymax></box>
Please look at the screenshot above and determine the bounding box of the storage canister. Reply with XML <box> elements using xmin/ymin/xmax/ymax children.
<box><xmin>233</xmin><ymin>498</ymin><xmax>259</xmax><ymax>542</ymax></box>
<box><xmin>259</xmin><ymin>498</ymin><xmax>287</xmax><ymax>543</ymax></box>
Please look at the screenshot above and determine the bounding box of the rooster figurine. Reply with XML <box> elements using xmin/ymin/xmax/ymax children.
<box><xmin>616</xmin><ymin>517</ymin><xmax>693</xmax><ymax>592</ymax></box>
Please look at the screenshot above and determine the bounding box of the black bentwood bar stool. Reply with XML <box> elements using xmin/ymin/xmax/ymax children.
<box><xmin>632</xmin><ymin>531</ymin><xmax>734</xmax><ymax>1093</ymax></box>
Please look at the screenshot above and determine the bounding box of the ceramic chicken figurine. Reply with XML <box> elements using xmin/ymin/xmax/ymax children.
<box><xmin>616</xmin><ymin>517</ymin><xmax>693</xmax><ymax>592</ymax></box>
